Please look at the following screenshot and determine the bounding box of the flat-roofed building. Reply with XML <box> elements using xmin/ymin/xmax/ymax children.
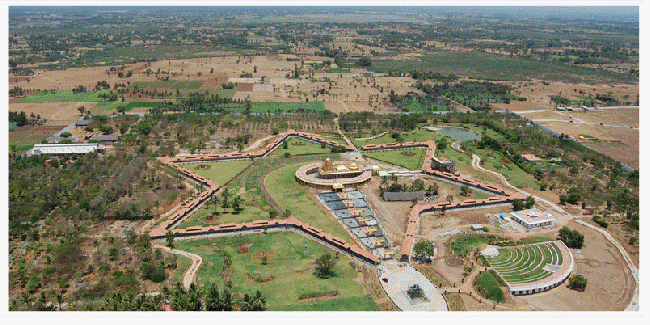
<box><xmin>510</xmin><ymin>208</ymin><xmax>555</xmax><ymax>229</ymax></box>
<box><xmin>431</xmin><ymin>156</ymin><xmax>456</xmax><ymax>173</ymax></box>
<box><xmin>26</xmin><ymin>143</ymin><xmax>102</xmax><ymax>156</ymax></box>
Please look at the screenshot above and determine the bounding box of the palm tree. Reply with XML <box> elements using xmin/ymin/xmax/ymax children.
<box><xmin>211</xmin><ymin>194</ymin><xmax>220</xmax><ymax>216</ymax></box>
<box><xmin>205</xmin><ymin>283</ymin><xmax>220</xmax><ymax>311</ymax></box>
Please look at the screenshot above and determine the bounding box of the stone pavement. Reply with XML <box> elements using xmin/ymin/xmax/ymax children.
<box><xmin>378</xmin><ymin>260</ymin><xmax>448</xmax><ymax>311</ymax></box>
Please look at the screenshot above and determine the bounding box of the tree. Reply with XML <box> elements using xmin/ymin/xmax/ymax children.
<box><xmin>512</xmin><ymin>199</ymin><xmax>525</xmax><ymax>211</ymax></box>
<box><xmin>460</xmin><ymin>185</ymin><xmax>470</xmax><ymax>196</ymax></box>
<box><xmin>116</xmin><ymin>105</ymin><xmax>127</xmax><ymax>115</ymax></box>
<box><xmin>525</xmin><ymin>196</ymin><xmax>535</xmax><ymax>209</ymax></box>
<box><xmin>314</xmin><ymin>253</ymin><xmax>337</xmax><ymax>279</ymax></box>
<box><xmin>205</xmin><ymin>283</ymin><xmax>220</xmax><ymax>311</ymax></box>
<box><xmin>568</xmin><ymin>274</ymin><xmax>587</xmax><ymax>291</ymax></box>
<box><xmin>558</xmin><ymin>226</ymin><xmax>584</xmax><ymax>249</ymax></box>
<box><xmin>221</xmin><ymin>188</ymin><xmax>230</xmax><ymax>209</ymax></box>
<box><xmin>253</xmin><ymin>66</ymin><xmax>257</xmax><ymax>73</ymax></box>
<box><xmin>358</xmin><ymin>56</ymin><xmax>372</xmax><ymax>67</ymax></box>
<box><xmin>232</xmin><ymin>196</ymin><xmax>243</xmax><ymax>213</ymax></box>
<box><xmin>165</xmin><ymin>231</ymin><xmax>174</xmax><ymax>249</ymax></box>
<box><xmin>77</xmin><ymin>106</ymin><xmax>85</xmax><ymax>116</ymax></box>
<box><xmin>211</xmin><ymin>195</ymin><xmax>220</xmax><ymax>216</ymax></box>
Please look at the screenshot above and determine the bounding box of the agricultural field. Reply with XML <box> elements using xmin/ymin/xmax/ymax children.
<box><xmin>19</xmin><ymin>90</ymin><xmax>111</xmax><ymax>103</ymax></box>
<box><xmin>94</xmin><ymin>101</ymin><xmax>164</xmax><ymax>112</ymax></box>
<box><xmin>362</xmin><ymin>148</ymin><xmax>426</xmax><ymax>171</ymax></box>
<box><xmin>129</xmin><ymin>80</ymin><xmax>204</xmax><ymax>90</ymax></box>
<box><xmin>9</xmin><ymin>125</ymin><xmax>61</xmax><ymax>151</ymax></box>
<box><xmin>174</xmin><ymin>232</ymin><xmax>379</xmax><ymax>311</ymax></box>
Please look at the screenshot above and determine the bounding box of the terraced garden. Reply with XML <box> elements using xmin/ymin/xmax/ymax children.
<box><xmin>487</xmin><ymin>242</ymin><xmax>563</xmax><ymax>284</ymax></box>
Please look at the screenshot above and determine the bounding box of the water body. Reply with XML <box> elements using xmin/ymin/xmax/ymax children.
<box><xmin>433</xmin><ymin>127</ymin><xmax>482</xmax><ymax>142</ymax></box>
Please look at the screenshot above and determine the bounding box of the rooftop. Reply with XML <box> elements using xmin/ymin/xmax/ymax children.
<box><xmin>510</xmin><ymin>208</ymin><xmax>554</xmax><ymax>224</ymax></box>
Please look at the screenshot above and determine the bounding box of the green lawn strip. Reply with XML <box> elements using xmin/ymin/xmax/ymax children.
<box><xmin>206</xmin><ymin>89</ymin><xmax>236</xmax><ymax>98</ymax></box>
<box><xmin>323</xmin><ymin>68</ymin><xmax>351</xmax><ymax>73</ymax></box>
<box><xmin>516</xmin><ymin>237</ymin><xmax>554</xmax><ymax>245</ymax></box>
<box><xmin>176</xmin><ymin>202</ymin><xmax>268</xmax><ymax>229</ymax></box>
<box><xmin>174</xmin><ymin>232</ymin><xmax>375</xmax><ymax>310</ymax></box>
<box><xmin>539</xmin><ymin>244</ymin><xmax>554</xmax><ymax>265</ymax></box>
<box><xmin>548</xmin><ymin>243</ymin><xmax>563</xmax><ymax>265</ymax></box>
<box><xmin>500</xmin><ymin>246</ymin><xmax>546</xmax><ymax>275</ymax></box>
<box><xmin>450</xmin><ymin>236</ymin><xmax>491</xmax><ymax>257</ymax></box>
<box><xmin>351</xmin><ymin>129</ymin><xmax>440</xmax><ymax>147</ymax></box>
<box><xmin>19</xmin><ymin>90</ymin><xmax>111</xmax><ymax>103</ymax></box>
<box><xmin>487</xmin><ymin>248</ymin><xmax>513</xmax><ymax>265</ymax></box>
<box><xmin>265</xmin><ymin>163</ymin><xmax>356</xmax><ymax>244</ymax></box>
<box><xmin>496</xmin><ymin>247</ymin><xmax>539</xmax><ymax>274</ymax></box>
<box><xmin>269</xmin><ymin>295</ymin><xmax>379</xmax><ymax>311</ymax></box>
<box><xmin>362</xmin><ymin>148</ymin><xmax>425</xmax><ymax>170</ymax></box>
<box><xmin>474</xmin><ymin>271</ymin><xmax>505</xmax><ymax>303</ymax></box>
<box><xmin>180</xmin><ymin>160</ymin><xmax>253</xmax><ymax>185</ymax></box>
<box><xmin>169</xmin><ymin>253</ymin><xmax>192</xmax><ymax>284</ymax></box>
<box><xmin>249</xmin><ymin>102</ymin><xmax>326</xmax><ymax>114</ymax></box>
<box><xmin>467</xmin><ymin>147</ymin><xmax>538</xmax><ymax>189</ymax></box>
<box><xmin>267</xmin><ymin>139</ymin><xmax>332</xmax><ymax>157</ymax></box>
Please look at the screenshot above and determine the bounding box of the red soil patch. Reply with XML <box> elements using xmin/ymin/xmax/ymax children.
<box><xmin>236</xmin><ymin>83</ymin><xmax>254</xmax><ymax>91</ymax></box>
<box><xmin>445</xmin><ymin>257</ymin><xmax>465</xmax><ymax>267</ymax></box>
<box><xmin>252</xmin><ymin>250</ymin><xmax>275</xmax><ymax>262</ymax></box>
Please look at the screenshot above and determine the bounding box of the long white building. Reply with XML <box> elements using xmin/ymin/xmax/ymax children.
<box><xmin>25</xmin><ymin>143</ymin><xmax>103</xmax><ymax>156</ymax></box>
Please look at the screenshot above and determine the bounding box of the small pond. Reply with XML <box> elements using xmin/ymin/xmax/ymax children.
<box><xmin>434</xmin><ymin>127</ymin><xmax>482</xmax><ymax>142</ymax></box>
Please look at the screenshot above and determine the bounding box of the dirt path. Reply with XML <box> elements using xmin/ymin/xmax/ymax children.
<box><xmin>354</xmin><ymin>131</ymin><xmax>388</xmax><ymax>141</ymax></box>
<box><xmin>155</xmin><ymin>245</ymin><xmax>203</xmax><ymax>289</ymax></box>
<box><xmin>244</xmin><ymin>134</ymin><xmax>275</xmax><ymax>152</ymax></box>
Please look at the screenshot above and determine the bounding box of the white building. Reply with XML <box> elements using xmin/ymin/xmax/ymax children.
<box><xmin>510</xmin><ymin>208</ymin><xmax>555</xmax><ymax>229</ymax></box>
<box><xmin>26</xmin><ymin>143</ymin><xmax>102</xmax><ymax>156</ymax></box>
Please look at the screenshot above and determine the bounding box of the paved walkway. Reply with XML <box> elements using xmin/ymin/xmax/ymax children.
<box><xmin>378</xmin><ymin>261</ymin><xmax>448</xmax><ymax>311</ymax></box>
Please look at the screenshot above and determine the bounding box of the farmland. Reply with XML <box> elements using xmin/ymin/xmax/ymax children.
<box><xmin>19</xmin><ymin>90</ymin><xmax>111</xmax><ymax>103</ymax></box>
<box><xmin>129</xmin><ymin>80</ymin><xmax>204</xmax><ymax>90</ymax></box>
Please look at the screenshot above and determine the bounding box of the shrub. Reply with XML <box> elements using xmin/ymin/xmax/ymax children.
<box><xmin>558</xmin><ymin>226</ymin><xmax>584</xmax><ymax>249</ymax></box>
<box><xmin>140</xmin><ymin>262</ymin><xmax>166</xmax><ymax>283</ymax></box>
<box><xmin>239</xmin><ymin>246</ymin><xmax>249</xmax><ymax>254</ymax></box>
<box><xmin>413</xmin><ymin>240</ymin><xmax>436</xmax><ymax>257</ymax></box>
<box><xmin>568</xmin><ymin>274</ymin><xmax>587</xmax><ymax>291</ymax></box>
<box><xmin>591</xmin><ymin>215</ymin><xmax>608</xmax><ymax>228</ymax></box>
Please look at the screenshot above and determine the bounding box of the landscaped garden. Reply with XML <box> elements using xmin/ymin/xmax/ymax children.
<box><xmin>486</xmin><ymin>242</ymin><xmax>562</xmax><ymax>284</ymax></box>
<box><xmin>363</xmin><ymin>148</ymin><xmax>426</xmax><ymax>170</ymax></box>
<box><xmin>474</xmin><ymin>271</ymin><xmax>506</xmax><ymax>303</ymax></box>
<box><xmin>173</xmin><ymin>232</ymin><xmax>379</xmax><ymax>311</ymax></box>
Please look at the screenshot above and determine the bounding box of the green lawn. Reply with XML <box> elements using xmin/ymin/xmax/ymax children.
<box><xmin>324</xmin><ymin>68</ymin><xmax>351</xmax><ymax>73</ymax></box>
<box><xmin>181</xmin><ymin>160</ymin><xmax>253</xmax><ymax>185</ymax></box>
<box><xmin>19</xmin><ymin>90</ymin><xmax>111</xmax><ymax>103</ymax></box>
<box><xmin>474</xmin><ymin>271</ymin><xmax>505</xmax><ymax>303</ymax></box>
<box><xmin>466</xmin><ymin>147</ymin><xmax>538</xmax><ymax>189</ymax></box>
<box><xmin>351</xmin><ymin>128</ymin><xmax>440</xmax><ymax>147</ymax></box>
<box><xmin>174</xmin><ymin>232</ymin><xmax>378</xmax><ymax>310</ymax></box>
<box><xmin>487</xmin><ymin>242</ymin><xmax>562</xmax><ymax>284</ymax></box>
<box><xmin>363</xmin><ymin>148</ymin><xmax>426</xmax><ymax>170</ymax></box>
<box><xmin>268</xmin><ymin>139</ymin><xmax>332</xmax><ymax>157</ymax></box>
<box><xmin>450</xmin><ymin>236</ymin><xmax>492</xmax><ymax>257</ymax></box>
<box><xmin>170</xmin><ymin>253</ymin><xmax>192</xmax><ymax>284</ymax></box>
<box><xmin>176</xmin><ymin>200</ymin><xmax>269</xmax><ymax>230</ymax></box>
<box><xmin>264</xmin><ymin>163</ymin><xmax>355</xmax><ymax>243</ymax></box>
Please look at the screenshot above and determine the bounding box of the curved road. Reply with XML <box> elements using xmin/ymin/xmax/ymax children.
<box><xmin>155</xmin><ymin>245</ymin><xmax>203</xmax><ymax>289</ymax></box>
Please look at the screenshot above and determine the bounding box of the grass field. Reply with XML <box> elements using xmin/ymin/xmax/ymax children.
<box><xmin>268</xmin><ymin>139</ymin><xmax>332</xmax><ymax>157</ymax></box>
<box><xmin>351</xmin><ymin>128</ymin><xmax>440</xmax><ymax>147</ymax></box>
<box><xmin>393</xmin><ymin>97</ymin><xmax>450</xmax><ymax>112</ymax></box>
<box><xmin>450</xmin><ymin>236</ymin><xmax>492</xmax><ymax>257</ymax></box>
<box><xmin>181</xmin><ymin>160</ymin><xmax>253</xmax><ymax>185</ymax></box>
<box><xmin>174</xmin><ymin>232</ymin><xmax>378</xmax><ymax>311</ymax></box>
<box><xmin>363</xmin><ymin>148</ymin><xmax>426</xmax><ymax>170</ymax></box>
<box><xmin>474</xmin><ymin>271</ymin><xmax>505</xmax><ymax>303</ymax></box>
<box><xmin>368</xmin><ymin>51</ymin><xmax>635</xmax><ymax>84</ymax></box>
<box><xmin>206</xmin><ymin>89</ymin><xmax>236</xmax><ymax>99</ymax></box>
<box><xmin>169</xmin><ymin>253</ymin><xmax>192</xmax><ymax>284</ymax></box>
<box><xmin>264</xmin><ymin>163</ymin><xmax>355</xmax><ymax>243</ymax></box>
<box><xmin>19</xmin><ymin>90</ymin><xmax>111</xmax><ymax>103</ymax></box>
<box><xmin>487</xmin><ymin>242</ymin><xmax>562</xmax><ymax>284</ymax></box>
<box><xmin>129</xmin><ymin>80</ymin><xmax>204</xmax><ymax>90</ymax></box>
<box><xmin>466</xmin><ymin>146</ymin><xmax>538</xmax><ymax>189</ymax></box>
<box><xmin>324</xmin><ymin>68</ymin><xmax>351</xmax><ymax>73</ymax></box>
<box><xmin>177</xmin><ymin>201</ymin><xmax>269</xmax><ymax>230</ymax></box>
